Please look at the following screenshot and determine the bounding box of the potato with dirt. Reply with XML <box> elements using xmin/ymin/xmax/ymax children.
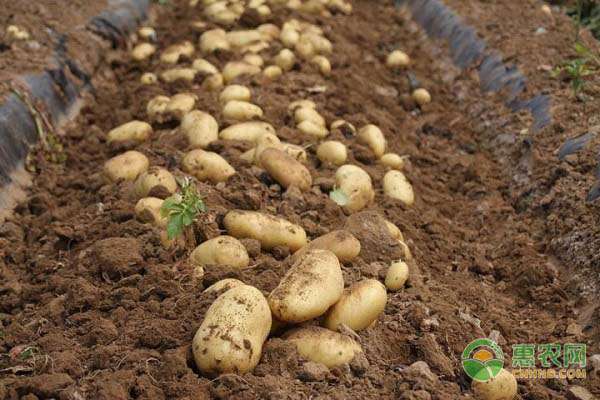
<box><xmin>134</xmin><ymin>167</ymin><xmax>177</xmax><ymax>199</ymax></box>
<box><xmin>193</xmin><ymin>284</ymin><xmax>271</xmax><ymax>374</ymax></box>
<box><xmin>412</xmin><ymin>88</ymin><xmax>432</xmax><ymax>106</ymax></box>
<box><xmin>224</xmin><ymin>210</ymin><xmax>307</xmax><ymax>251</ymax></box>
<box><xmin>383</xmin><ymin>170</ymin><xmax>414</xmax><ymax>206</ymax></box>
<box><xmin>104</xmin><ymin>151</ymin><xmax>149</xmax><ymax>182</ymax></box>
<box><xmin>182</xmin><ymin>149</ymin><xmax>236</xmax><ymax>183</ymax></box>
<box><xmin>344</xmin><ymin>211</ymin><xmax>404</xmax><ymax>263</ymax></box>
<box><xmin>268</xmin><ymin>249</ymin><xmax>343</xmax><ymax>323</ymax></box>
<box><xmin>259</xmin><ymin>148</ymin><xmax>312</xmax><ymax>191</ymax></box>
<box><xmin>334</xmin><ymin>164</ymin><xmax>375</xmax><ymax>213</ymax></box>
<box><xmin>291</xmin><ymin>230</ymin><xmax>360</xmax><ymax>263</ymax></box>
<box><xmin>324</xmin><ymin>279</ymin><xmax>387</xmax><ymax>331</ymax></box>
<box><xmin>190</xmin><ymin>236</ymin><xmax>250</xmax><ymax>269</ymax></box>
<box><xmin>471</xmin><ymin>368</ymin><xmax>517</xmax><ymax>400</ymax></box>
<box><xmin>285</xmin><ymin>326</ymin><xmax>363</xmax><ymax>368</ymax></box>
<box><xmin>135</xmin><ymin>197</ymin><xmax>167</xmax><ymax>227</ymax></box>
<box><xmin>106</xmin><ymin>120</ymin><xmax>152</xmax><ymax>144</ymax></box>
<box><xmin>180</xmin><ymin>111</ymin><xmax>219</xmax><ymax>149</ymax></box>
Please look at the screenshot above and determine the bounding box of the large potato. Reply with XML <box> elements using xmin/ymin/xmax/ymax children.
<box><xmin>358</xmin><ymin>124</ymin><xmax>386</xmax><ymax>158</ymax></box>
<box><xmin>383</xmin><ymin>170</ymin><xmax>414</xmax><ymax>206</ymax></box>
<box><xmin>259</xmin><ymin>148</ymin><xmax>312</xmax><ymax>191</ymax></box>
<box><xmin>135</xmin><ymin>197</ymin><xmax>167</xmax><ymax>227</ymax></box>
<box><xmin>226</xmin><ymin>30</ymin><xmax>262</xmax><ymax>48</ymax></box>
<box><xmin>268</xmin><ymin>249</ymin><xmax>343</xmax><ymax>323</ymax></box>
<box><xmin>335</xmin><ymin>165</ymin><xmax>374</xmax><ymax>213</ymax></box>
<box><xmin>291</xmin><ymin>230</ymin><xmax>360</xmax><ymax>263</ymax></box>
<box><xmin>285</xmin><ymin>326</ymin><xmax>363</xmax><ymax>368</ymax></box>
<box><xmin>134</xmin><ymin>167</ymin><xmax>177</xmax><ymax>198</ymax></box>
<box><xmin>104</xmin><ymin>151</ymin><xmax>149</xmax><ymax>182</ymax></box>
<box><xmin>182</xmin><ymin>149</ymin><xmax>236</xmax><ymax>183</ymax></box>
<box><xmin>181</xmin><ymin>111</ymin><xmax>219</xmax><ymax>149</ymax></box>
<box><xmin>471</xmin><ymin>368</ymin><xmax>517</xmax><ymax>400</ymax></box>
<box><xmin>190</xmin><ymin>236</ymin><xmax>250</xmax><ymax>268</ymax></box>
<box><xmin>192</xmin><ymin>285</ymin><xmax>271</xmax><ymax>374</ymax></box>
<box><xmin>219</xmin><ymin>121</ymin><xmax>275</xmax><ymax>142</ymax></box>
<box><xmin>107</xmin><ymin>121</ymin><xmax>152</xmax><ymax>144</ymax></box>
<box><xmin>274</xmin><ymin>49</ymin><xmax>296</xmax><ymax>71</ymax></box>
<box><xmin>224</xmin><ymin>210</ymin><xmax>307</xmax><ymax>251</ymax></box>
<box><xmin>324</xmin><ymin>279</ymin><xmax>387</xmax><ymax>331</ymax></box>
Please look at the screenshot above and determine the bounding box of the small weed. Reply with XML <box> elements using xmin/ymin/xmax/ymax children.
<box><xmin>160</xmin><ymin>177</ymin><xmax>206</xmax><ymax>240</ymax></box>
<box><xmin>554</xmin><ymin>42</ymin><xmax>598</xmax><ymax>96</ymax></box>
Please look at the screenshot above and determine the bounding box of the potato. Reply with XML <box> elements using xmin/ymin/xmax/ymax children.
<box><xmin>239</xmin><ymin>148</ymin><xmax>255</xmax><ymax>163</ymax></box>
<box><xmin>291</xmin><ymin>230</ymin><xmax>360</xmax><ymax>263</ymax></box>
<box><xmin>285</xmin><ymin>327</ymin><xmax>363</xmax><ymax>368</ymax></box>
<box><xmin>182</xmin><ymin>149</ymin><xmax>236</xmax><ymax>183</ymax></box>
<box><xmin>295</xmin><ymin>37</ymin><xmax>315</xmax><ymax>60</ymax></box>
<box><xmin>240</xmin><ymin>41</ymin><xmax>269</xmax><ymax>54</ymax></box>
<box><xmin>134</xmin><ymin>167</ymin><xmax>177</xmax><ymax>198</ymax></box>
<box><xmin>385</xmin><ymin>260</ymin><xmax>409</xmax><ymax>291</ymax></box>
<box><xmin>138</xmin><ymin>27</ymin><xmax>156</xmax><ymax>41</ymax></box>
<box><xmin>132</xmin><ymin>43</ymin><xmax>156</xmax><ymax>61</ymax></box>
<box><xmin>280</xmin><ymin>27</ymin><xmax>300</xmax><ymax>47</ymax></box>
<box><xmin>200</xmin><ymin>28</ymin><xmax>231</xmax><ymax>53</ymax></box>
<box><xmin>226</xmin><ymin>30</ymin><xmax>262</xmax><ymax>48</ymax></box>
<box><xmin>335</xmin><ymin>165</ymin><xmax>375</xmax><ymax>213</ymax></box>
<box><xmin>161</xmin><ymin>68</ymin><xmax>197</xmax><ymax>83</ymax></box>
<box><xmin>256</xmin><ymin>4</ymin><xmax>271</xmax><ymax>15</ymax></box>
<box><xmin>253</xmin><ymin>133</ymin><xmax>281</xmax><ymax>162</ymax></box>
<box><xmin>190</xmin><ymin>20</ymin><xmax>208</xmax><ymax>31</ymax></box>
<box><xmin>140</xmin><ymin>72</ymin><xmax>158</xmax><ymax>85</ymax></box>
<box><xmin>331</xmin><ymin>119</ymin><xmax>356</xmax><ymax>135</ymax></box>
<box><xmin>324</xmin><ymin>279</ymin><xmax>387</xmax><ymax>331</ymax></box>
<box><xmin>317</xmin><ymin>141</ymin><xmax>347</xmax><ymax>165</ymax></box>
<box><xmin>6</xmin><ymin>25</ymin><xmax>30</xmax><ymax>41</ymax></box>
<box><xmin>243</xmin><ymin>54</ymin><xmax>264</xmax><ymax>67</ymax></box>
<box><xmin>275</xmin><ymin>49</ymin><xmax>296</xmax><ymax>71</ymax></box>
<box><xmin>288</xmin><ymin>99</ymin><xmax>316</xmax><ymax>111</ymax></box>
<box><xmin>222</xmin><ymin>61</ymin><xmax>261</xmax><ymax>83</ymax></box>
<box><xmin>219</xmin><ymin>121</ymin><xmax>275</xmax><ymax>142</ymax></box>
<box><xmin>259</xmin><ymin>148</ymin><xmax>312</xmax><ymax>191</ymax></box>
<box><xmin>302</xmin><ymin>33</ymin><xmax>332</xmax><ymax>54</ymax></box>
<box><xmin>190</xmin><ymin>236</ymin><xmax>249</xmax><ymax>268</ymax></box>
<box><xmin>258</xmin><ymin>23</ymin><xmax>280</xmax><ymax>40</ymax></box>
<box><xmin>471</xmin><ymin>368</ymin><xmax>518</xmax><ymax>400</ymax></box>
<box><xmin>203</xmin><ymin>278</ymin><xmax>245</xmax><ymax>294</ymax></box>
<box><xmin>135</xmin><ymin>197</ymin><xmax>167</xmax><ymax>227</ymax></box>
<box><xmin>263</xmin><ymin>65</ymin><xmax>283</xmax><ymax>79</ymax></box>
<box><xmin>192</xmin><ymin>58</ymin><xmax>219</xmax><ymax>75</ymax></box>
<box><xmin>107</xmin><ymin>120</ymin><xmax>152</xmax><ymax>144</ymax></box>
<box><xmin>181</xmin><ymin>110</ymin><xmax>219</xmax><ymax>149</ymax></box>
<box><xmin>329</xmin><ymin>0</ymin><xmax>352</xmax><ymax>14</ymax></box>
<box><xmin>224</xmin><ymin>210</ymin><xmax>307</xmax><ymax>251</ymax></box>
<box><xmin>147</xmin><ymin>95</ymin><xmax>171</xmax><ymax>122</ymax></box>
<box><xmin>166</xmin><ymin>93</ymin><xmax>197</xmax><ymax>120</ymax></box>
<box><xmin>380</xmin><ymin>153</ymin><xmax>405</xmax><ymax>170</ymax></box>
<box><xmin>161</xmin><ymin>41</ymin><xmax>195</xmax><ymax>64</ymax></box>
<box><xmin>311</xmin><ymin>55</ymin><xmax>331</xmax><ymax>76</ymax></box>
<box><xmin>358</xmin><ymin>124</ymin><xmax>386</xmax><ymax>158</ymax></box>
<box><xmin>412</xmin><ymin>88</ymin><xmax>431</xmax><ymax>106</ymax></box>
<box><xmin>204</xmin><ymin>73</ymin><xmax>224</xmax><ymax>91</ymax></box>
<box><xmin>192</xmin><ymin>285</ymin><xmax>271</xmax><ymax>374</ymax></box>
<box><xmin>223</xmin><ymin>100</ymin><xmax>263</xmax><ymax>121</ymax></box>
<box><xmin>104</xmin><ymin>151</ymin><xmax>149</xmax><ymax>182</ymax></box>
<box><xmin>282</xmin><ymin>142</ymin><xmax>307</xmax><ymax>162</ymax></box>
<box><xmin>219</xmin><ymin>85</ymin><xmax>251</xmax><ymax>104</ymax></box>
<box><xmin>386</xmin><ymin>50</ymin><xmax>410</xmax><ymax>68</ymax></box>
<box><xmin>383</xmin><ymin>170</ymin><xmax>414</xmax><ymax>206</ymax></box>
<box><xmin>298</xmin><ymin>120</ymin><xmax>329</xmax><ymax>138</ymax></box>
<box><xmin>384</xmin><ymin>219</ymin><xmax>405</xmax><ymax>242</ymax></box>
<box><xmin>295</xmin><ymin>107</ymin><xmax>325</xmax><ymax>126</ymax></box>
<box><xmin>268</xmin><ymin>249</ymin><xmax>343</xmax><ymax>323</ymax></box>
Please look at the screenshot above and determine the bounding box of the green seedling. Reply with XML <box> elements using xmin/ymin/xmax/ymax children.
<box><xmin>553</xmin><ymin>42</ymin><xmax>599</xmax><ymax>96</ymax></box>
<box><xmin>329</xmin><ymin>187</ymin><xmax>349</xmax><ymax>207</ymax></box>
<box><xmin>160</xmin><ymin>177</ymin><xmax>206</xmax><ymax>240</ymax></box>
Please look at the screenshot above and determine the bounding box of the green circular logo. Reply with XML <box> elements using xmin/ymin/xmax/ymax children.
<box><xmin>461</xmin><ymin>338</ymin><xmax>504</xmax><ymax>382</ymax></box>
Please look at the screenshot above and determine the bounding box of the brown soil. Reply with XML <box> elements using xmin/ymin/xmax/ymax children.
<box><xmin>1</xmin><ymin>1</ymin><xmax>599</xmax><ymax>399</ymax></box>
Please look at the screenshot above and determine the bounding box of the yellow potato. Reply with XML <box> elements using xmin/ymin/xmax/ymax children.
<box><xmin>190</xmin><ymin>236</ymin><xmax>250</xmax><ymax>268</ymax></box>
<box><xmin>192</xmin><ymin>58</ymin><xmax>219</xmax><ymax>75</ymax></box>
<box><xmin>384</xmin><ymin>219</ymin><xmax>405</xmax><ymax>242</ymax></box>
<box><xmin>285</xmin><ymin>326</ymin><xmax>363</xmax><ymax>368</ymax></box>
<box><xmin>226</xmin><ymin>30</ymin><xmax>262</xmax><ymax>48</ymax></box>
<box><xmin>224</xmin><ymin>210</ymin><xmax>307</xmax><ymax>251</ymax></box>
<box><xmin>219</xmin><ymin>85</ymin><xmax>251</xmax><ymax>104</ymax></box>
<box><xmin>204</xmin><ymin>73</ymin><xmax>224</xmax><ymax>91</ymax></box>
<box><xmin>280</xmin><ymin>27</ymin><xmax>300</xmax><ymax>47</ymax></box>
<box><xmin>383</xmin><ymin>170</ymin><xmax>414</xmax><ymax>206</ymax></box>
<box><xmin>240</xmin><ymin>40</ymin><xmax>269</xmax><ymax>54</ymax></box>
<box><xmin>132</xmin><ymin>43</ymin><xmax>156</xmax><ymax>61</ymax></box>
<box><xmin>200</xmin><ymin>28</ymin><xmax>231</xmax><ymax>53</ymax></box>
<box><xmin>253</xmin><ymin>133</ymin><xmax>281</xmax><ymax>163</ymax></box>
<box><xmin>166</xmin><ymin>93</ymin><xmax>197</xmax><ymax>121</ymax></box>
<box><xmin>138</xmin><ymin>27</ymin><xmax>156</xmax><ymax>41</ymax></box>
<box><xmin>311</xmin><ymin>55</ymin><xmax>331</xmax><ymax>76</ymax></box>
<box><xmin>268</xmin><ymin>249</ymin><xmax>343</xmax><ymax>323</ymax></box>
<box><xmin>324</xmin><ymin>279</ymin><xmax>387</xmax><ymax>331</ymax></box>
<box><xmin>385</xmin><ymin>260</ymin><xmax>409</xmax><ymax>291</ymax></box>
<box><xmin>358</xmin><ymin>124</ymin><xmax>386</xmax><ymax>158</ymax></box>
<box><xmin>386</xmin><ymin>50</ymin><xmax>410</xmax><ymax>68</ymax></box>
<box><xmin>330</xmin><ymin>119</ymin><xmax>356</xmax><ymax>134</ymax></box>
<box><xmin>147</xmin><ymin>95</ymin><xmax>171</xmax><ymax>122</ymax></box>
<box><xmin>182</xmin><ymin>149</ymin><xmax>236</xmax><ymax>183</ymax></box>
<box><xmin>317</xmin><ymin>141</ymin><xmax>347</xmax><ymax>165</ymax></box>
<box><xmin>243</xmin><ymin>54</ymin><xmax>264</xmax><ymax>67</ymax></box>
<box><xmin>140</xmin><ymin>73</ymin><xmax>158</xmax><ymax>85</ymax></box>
<box><xmin>295</xmin><ymin>107</ymin><xmax>325</xmax><ymax>126</ymax></box>
<box><xmin>274</xmin><ymin>49</ymin><xmax>296</xmax><ymax>71</ymax></box>
<box><xmin>160</xmin><ymin>41</ymin><xmax>195</xmax><ymax>64</ymax></box>
<box><xmin>295</xmin><ymin>37</ymin><xmax>315</xmax><ymax>60</ymax></box>
<box><xmin>329</xmin><ymin>0</ymin><xmax>352</xmax><ymax>14</ymax></box>
<box><xmin>192</xmin><ymin>285</ymin><xmax>271</xmax><ymax>374</ymax></box>
<box><xmin>380</xmin><ymin>153</ymin><xmax>405</xmax><ymax>170</ymax></box>
<box><xmin>257</xmin><ymin>23</ymin><xmax>280</xmax><ymax>40</ymax></box>
<box><xmin>219</xmin><ymin>121</ymin><xmax>275</xmax><ymax>142</ymax></box>
<box><xmin>288</xmin><ymin>99</ymin><xmax>316</xmax><ymax>111</ymax></box>
<box><xmin>471</xmin><ymin>368</ymin><xmax>518</xmax><ymax>400</ymax></box>
<box><xmin>298</xmin><ymin>120</ymin><xmax>329</xmax><ymax>138</ymax></box>
<box><xmin>222</xmin><ymin>61</ymin><xmax>261</xmax><ymax>83</ymax></box>
<box><xmin>203</xmin><ymin>278</ymin><xmax>245</xmax><ymax>294</ymax></box>
<box><xmin>335</xmin><ymin>164</ymin><xmax>375</xmax><ymax>213</ymax></box>
<box><xmin>263</xmin><ymin>65</ymin><xmax>283</xmax><ymax>80</ymax></box>
<box><xmin>107</xmin><ymin>121</ymin><xmax>152</xmax><ymax>144</ymax></box>
<box><xmin>135</xmin><ymin>197</ymin><xmax>167</xmax><ymax>227</ymax></box>
<box><xmin>181</xmin><ymin>110</ymin><xmax>219</xmax><ymax>149</ymax></box>
<box><xmin>291</xmin><ymin>230</ymin><xmax>360</xmax><ymax>263</ymax></box>
<box><xmin>104</xmin><ymin>151</ymin><xmax>149</xmax><ymax>182</ymax></box>
<box><xmin>161</xmin><ymin>68</ymin><xmax>196</xmax><ymax>83</ymax></box>
<box><xmin>259</xmin><ymin>148</ymin><xmax>312</xmax><ymax>191</ymax></box>
<box><xmin>302</xmin><ymin>32</ymin><xmax>332</xmax><ymax>54</ymax></box>
<box><xmin>282</xmin><ymin>142</ymin><xmax>307</xmax><ymax>162</ymax></box>
<box><xmin>134</xmin><ymin>167</ymin><xmax>177</xmax><ymax>198</ymax></box>
<box><xmin>222</xmin><ymin>100</ymin><xmax>263</xmax><ymax>121</ymax></box>
<box><xmin>413</xmin><ymin>88</ymin><xmax>431</xmax><ymax>106</ymax></box>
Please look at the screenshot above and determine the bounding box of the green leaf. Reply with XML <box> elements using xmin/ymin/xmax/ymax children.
<box><xmin>182</xmin><ymin>212</ymin><xmax>194</xmax><ymax>226</ymax></box>
<box><xmin>329</xmin><ymin>188</ymin><xmax>349</xmax><ymax>206</ymax></box>
<box><xmin>167</xmin><ymin>214</ymin><xmax>184</xmax><ymax>239</ymax></box>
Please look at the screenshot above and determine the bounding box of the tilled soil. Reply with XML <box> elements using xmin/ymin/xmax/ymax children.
<box><xmin>0</xmin><ymin>1</ymin><xmax>599</xmax><ymax>399</ymax></box>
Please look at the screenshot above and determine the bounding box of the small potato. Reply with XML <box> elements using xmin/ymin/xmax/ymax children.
<box><xmin>324</xmin><ymin>279</ymin><xmax>387</xmax><ymax>331</ymax></box>
<box><xmin>138</xmin><ymin>27</ymin><xmax>157</xmax><ymax>41</ymax></box>
<box><xmin>412</xmin><ymin>88</ymin><xmax>431</xmax><ymax>106</ymax></box>
<box><xmin>335</xmin><ymin>165</ymin><xmax>375</xmax><ymax>213</ymax></box>
<box><xmin>302</xmin><ymin>33</ymin><xmax>332</xmax><ymax>54</ymax></box>
<box><xmin>383</xmin><ymin>170</ymin><xmax>414</xmax><ymax>206</ymax></box>
<box><xmin>256</xmin><ymin>4</ymin><xmax>271</xmax><ymax>16</ymax></box>
<box><xmin>222</xmin><ymin>61</ymin><xmax>261</xmax><ymax>83</ymax></box>
<box><xmin>226</xmin><ymin>30</ymin><xmax>262</xmax><ymax>48</ymax></box>
<box><xmin>280</xmin><ymin>27</ymin><xmax>300</xmax><ymax>47</ymax></box>
<box><xmin>358</xmin><ymin>124</ymin><xmax>386</xmax><ymax>158</ymax></box>
<box><xmin>263</xmin><ymin>65</ymin><xmax>283</xmax><ymax>79</ymax></box>
<box><xmin>166</xmin><ymin>93</ymin><xmax>197</xmax><ymax>121</ymax></box>
<box><xmin>223</xmin><ymin>100</ymin><xmax>263</xmax><ymax>121</ymax></box>
<box><xmin>471</xmin><ymin>368</ymin><xmax>518</xmax><ymax>400</ymax></box>
<box><xmin>220</xmin><ymin>85</ymin><xmax>251</xmax><ymax>104</ymax></box>
<box><xmin>258</xmin><ymin>23</ymin><xmax>280</xmax><ymax>40</ymax></box>
<box><xmin>182</xmin><ymin>149</ymin><xmax>236</xmax><ymax>183</ymax></box>
<box><xmin>192</xmin><ymin>285</ymin><xmax>271</xmax><ymax>374</ymax></box>
<box><xmin>317</xmin><ymin>141</ymin><xmax>347</xmax><ymax>165</ymax></box>
<box><xmin>190</xmin><ymin>236</ymin><xmax>249</xmax><ymax>268</ymax></box>
<box><xmin>288</xmin><ymin>99</ymin><xmax>316</xmax><ymax>111</ymax></box>
<box><xmin>200</xmin><ymin>28</ymin><xmax>231</xmax><ymax>53</ymax></box>
<box><xmin>291</xmin><ymin>230</ymin><xmax>360</xmax><ymax>263</ymax></box>
<box><xmin>384</xmin><ymin>219</ymin><xmax>405</xmax><ymax>242</ymax></box>
<box><xmin>295</xmin><ymin>37</ymin><xmax>315</xmax><ymax>60</ymax></box>
<box><xmin>298</xmin><ymin>120</ymin><xmax>329</xmax><ymax>138</ymax></box>
<box><xmin>219</xmin><ymin>121</ymin><xmax>275</xmax><ymax>142</ymax></box>
<box><xmin>268</xmin><ymin>249</ymin><xmax>343</xmax><ymax>323</ymax></box>
<box><xmin>135</xmin><ymin>197</ymin><xmax>167</xmax><ymax>227</ymax></box>
<box><xmin>311</xmin><ymin>55</ymin><xmax>331</xmax><ymax>76</ymax></box>
<box><xmin>285</xmin><ymin>327</ymin><xmax>363</xmax><ymax>368</ymax></box>
<box><xmin>224</xmin><ymin>210</ymin><xmax>307</xmax><ymax>251</ymax></box>
<box><xmin>243</xmin><ymin>54</ymin><xmax>264</xmax><ymax>67</ymax></box>
<box><xmin>147</xmin><ymin>95</ymin><xmax>171</xmax><ymax>122</ymax></box>
<box><xmin>161</xmin><ymin>41</ymin><xmax>195</xmax><ymax>64</ymax></box>
<box><xmin>380</xmin><ymin>153</ymin><xmax>405</xmax><ymax>170</ymax></box>
<box><xmin>107</xmin><ymin>120</ymin><xmax>152</xmax><ymax>144</ymax></box>
<box><xmin>331</xmin><ymin>119</ymin><xmax>356</xmax><ymax>135</ymax></box>
<box><xmin>132</xmin><ymin>43</ymin><xmax>156</xmax><ymax>61</ymax></box>
<box><xmin>104</xmin><ymin>151</ymin><xmax>149</xmax><ymax>182</ymax></box>
<box><xmin>239</xmin><ymin>148</ymin><xmax>255</xmax><ymax>163</ymax></box>
<box><xmin>295</xmin><ymin>107</ymin><xmax>325</xmax><ymax>127</ymax></box>
<box><xmin>274</xmin><ymin>49</ymin><xmax>296</xmax><ymax>71</ymax></box>
<box><xmin>240</xmin><ymin>40</ymin><xmax>269</xmax><ymax>54</ymax></box>
<box><xmin>161</xmin><ymin>67</ymin><xmax>197</xmax><ymax>83</ymax></box>
<box><xmin>6</xmin><ymin>25</ymin><xmax>30</xmax><ymax>41</ymax></box>
<box><xmin>192</xmin><ymin>58</ymin><xmax>219</xmax><ymax>75</ymax></box>
<box><xmin>386</xmin><ymin>50</ymin><xmax>410</xmax><ymax>68</ymax></box>
<box><xmin>140</xmin><ymin>72</ymin><xmax>158</xmax><ymax>85</ymax></box>
<box><xmin>134</xmin><ymin>167</ymin><xmax>177</xmax><ymax>198</ymax></box>
<box><xmin>385</xmin><ymin>260</ymin><xmax>409</xmax><ymax>291</ymax></box>
<box><xmin>203</xmin><ymin>278</ymin><xmax>245</xmax><ymax>294</ymax></box>
<box><xmin>181</xmin><ymin>110</ymin><xmax>219</xmax><ymax>149</ymax></box>
<box><xmin>204</xmin><ymin>73</ymin><xmax>224</xmax><ymax>91</ymax></box>
<box><xmin>259</xmin><ymin>148</ymin><xmax>312</xmax><ymax>191</ymax></box>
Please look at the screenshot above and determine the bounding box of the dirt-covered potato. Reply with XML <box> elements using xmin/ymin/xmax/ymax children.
<box><xmin>140</xmin><ymin>72</ymin><xmax>158</xmax><ymax>85</ymax></box>
<box><xmin>161</xmin><ymin>67</ymin><xmax>197</xmax><ymax>83</ymax></box>
<box><xmin>471</xmin><ymin>368</ymin><xmax>518</xmax><ymax>400</ymax></box>
<box><xmin>190</xmin><ymin>235</ymin><xmax>249</xmax><ymax>268</ymax></box>
<box><xmin>222</xmin><ymin>61</ymin><xmax>261</xmax><ymax>83</ymax></box>
<box><xmin>259</xmin><ymin>148</ymin><xmax>312</xmax><ymax>191</ymax></box>
<box><xmin>107</xmin><ymin>120</ymin><xmax>152</xmax><ymax>144</ymax></box>
<box><xmin>331</xmin><ymin>119</ymin><xmax>356</xmax><ymax>135</ymax></box>
<box><xmin>412</xmin><ymin>88</ymin><xmax>431</xmax><ymax>106</ymax></box>
<box><xmin>224</xmin><ymin>210</ymin><xmax>307</xmax><ymax>251</ymax></box>
<box><xmin>275</xmin><ymin>49</ymin><xmax>296</xmax><ymax>71</ymax></box>
<box><xmin>291</xmin><ymin>230</ymin><xmax>360</xmax><ymax>263</ymax></box>
<box><xmin>383</xmin><ymin>170</ymin><xmax>414</xmax><ymax>206</ymax></box>
<box><xmin>135</xmin><ymin>197</ymin><xmax>167</xmax><ymax>227</ymax></box>
<box><xmin>219</xmin><ymin>121</ymin><xmax>276</xmax><ymax>142</ymax></box>
<box><xmin>335</xmin><ymin>164</ymin><xmax>375</xmax><ymax>213</ymax></box>
<box><xmin>222</xmin><ymin>100</ymin><xmax>263</xmax><ymax>121</ymax></box>
<box><xmin>200</xmin><ymin>28</ymin><xmax>231</xmax><ymax>53</ymax></box>
<box><xmin>268</xmin><ymin>249</ymin><xmax>343</xmax><ymax>323</ymax></box>
<box><xmin>311</xmin><ymin>55</ymin><xmax>331</xmax><ymax>76</ymax></box>
<box><xmin>203</xmin><ymin>278</ymin><xmax>245</xmax><ymax>294</ymax></box>
<box><xmin>263</xmin><ymin>65</ymin><xmax>283</xmax><ymax>79</ymax></box>
<box><xmin>104</xmin><ymin>151</ymin><xmax>149</xmax><ymax>182</ymax></box>
<box><xmin>134</xmin><ymin>167</ymin><xmax>177</xmax><ymax>198</ymax></box>
<box><xmin>385</xmin><ymin>260</ymin><xmax>409</xmax><ymax>291</ymax></box>
<box><xmin>358</xmin><ymin>124</ymin><xmax>386</xmax><ymax>158</ymax></box>
<box><xmin>324</xmin><ymin>279</ymin><xmax>387</xmax><ymax>331</ymax></box>
<box><xmin>192</xmin><ymin>58</ymin><xmax>219</xmax><ymax>75</ymax></box>
<box><xmin>160</xmin><ymin>41</ymin><xmax>195</xmax><ymax>64</ymax></box>
<box><xmin>285</xmin><ymin>326</ymin><xmax>363</xmax><ymax>368</ymax></box>
<box><xmin>380</xmin><ymin>153</ymin><xmax>405</xmax><ymax>170</ymax></box>
<box><xmin>182</xmin><ymin>149</ymin><xmax>236</xmax><ymax>183</ymax></box>
<box><xmin>317</xmin><ymin>141</ymin><xmax>347</xmax><ymax>165</ymax></box>
<box><xmin>219</xmin><ymin>85</ymin><xmax>251</xmax><ymax>104</ymax></box>
<box><xmin>386</xmin><ymin>50</ymin><xmax>410</xmax><ymax>68</ymax></box>
<box><xmin>132</xmin><ymin>43</ymin><xmax>156</xmax><ymax>61</ymax></box>
<box><xmin>192</xmin><ymin>285</ymin><xmax>271</xmax><ymax>374</ymax></box>
<box><xmin>181</xmin><ymin>110</ymin><xmax>219</xmax><ymax>149</ymax></box>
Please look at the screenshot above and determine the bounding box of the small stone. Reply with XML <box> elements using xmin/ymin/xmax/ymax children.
<box><xmin>567</xmin><ymin>386</ymin><xmax>594</xmax><ymax>400</ymax></box>
<box><xmin>404</xmin><ymin>361</ymin><xmax>438</xmax><ymax>383</ymax></box>
<box><xmin>240</xmin><ymin>239</ymin><xmax>261</xmax><ymax>258</ymax></box>
<box><xmin>535</xmin><ymin>27</ymin><xmax>547</xmax><ymax>35</ymax></box>
<box><xmin>297</xmin><ymin>361</ymin><xmax>329</xmax><ymax>382</ymax></box>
